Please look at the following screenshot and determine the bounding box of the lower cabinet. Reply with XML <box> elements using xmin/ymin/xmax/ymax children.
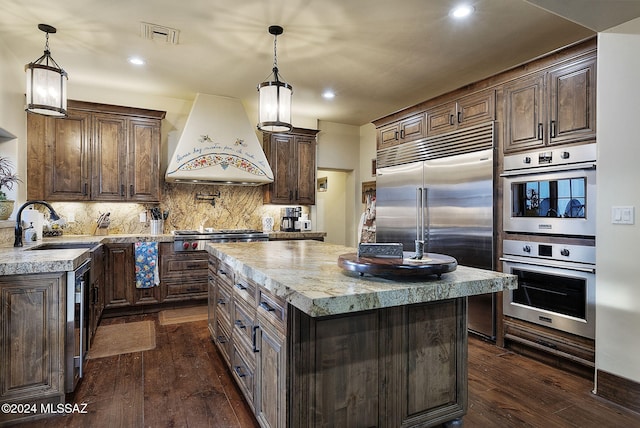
<box><xmin>0</xmin><ymin>272</ymin><xmax>67</xmax><ymax>426</ymax></box>
<box><xmin>159</xmin><ymin>243</ymin><xmax>208</xmax><ymax>302</ymax></box>
<box><xmin>104</xmin><ymin>242</ymin><xmax>207</xmax><ymax>313</ymax></box>
<box><xmin>208</xmin><ymin>254</ymin><xmax>467</xmax><ymax>427</ymax></box>
<box><xmin>104</xmin><ymin>243</ymin><xmax>135</xmax><ymax>309</ymax></box>
<box><xmin>89</xmin><ymin>244</ymin><xmax>105</xmax><ymax>345</ymax></box>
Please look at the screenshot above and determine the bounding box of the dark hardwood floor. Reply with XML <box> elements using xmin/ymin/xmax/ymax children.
<box><xmin>13</xmin><ymin>311</ymin><xmax>640</xmax><ymax>428</ymax></box>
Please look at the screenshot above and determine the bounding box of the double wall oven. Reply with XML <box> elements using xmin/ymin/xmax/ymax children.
<box><xmin>501</xmin><ymin>143</ymin><xmax>596</xmax><ymax>339</ymax></box>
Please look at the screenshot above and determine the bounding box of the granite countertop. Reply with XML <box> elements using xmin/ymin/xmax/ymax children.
<box><xmin>0</xmin><ymin>234</ymin><xmax>174</xmax><ymax>275</ymax></box>
<box><xmin>267</xmin><ymin>231</ymin><xmax>327</xmax><ymax>239</ymax></box>
<box><xmin>207</xmin><ymin>240</ymin><xmax>517</xmax><ymax>317</ymax></box>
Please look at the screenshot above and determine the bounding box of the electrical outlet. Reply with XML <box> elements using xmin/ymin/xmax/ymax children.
<box><xmin>611</xmin><ymin>206</ymin><xmax>635</xmax><ymax>225</ymax></box>
<box><xmin>67</xmin><ymin>211</ymin><xmax>75</xmax><ymax>223</ymax></box>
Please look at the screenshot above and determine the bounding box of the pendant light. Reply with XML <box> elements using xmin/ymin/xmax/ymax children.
<box><xmin>25</xmin><ymin>24</ymin><xmax>68</xmax><ymax>117</ymax></box>
<box><xmin>257</xmin><ymin>25</ymin><xmax>292</xmax><ymax>133</ymax></box>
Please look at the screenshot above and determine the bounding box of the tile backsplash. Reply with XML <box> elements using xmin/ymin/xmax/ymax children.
<box><xmin>44</xmin><ymin>183</ymin><xmax>308</xmax><ymax>235</ymax></box>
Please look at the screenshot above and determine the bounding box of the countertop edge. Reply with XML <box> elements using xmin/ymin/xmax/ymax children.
<box><xmin>207</xmin><ymin>241</ymin><xmax>517</xmax><ymax>317</ymax></box>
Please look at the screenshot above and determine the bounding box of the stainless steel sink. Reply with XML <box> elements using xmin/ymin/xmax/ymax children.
<box><xmin>26</xmin><ymin>242</ymin><xmax>100</xmax><ymax>251</ymax></box>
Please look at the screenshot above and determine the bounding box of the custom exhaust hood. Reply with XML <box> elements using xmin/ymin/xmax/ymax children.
<box><xmin>165</xmin><ymin>93</ymin><xmax>274</xmax><ymax>185</ymax></box>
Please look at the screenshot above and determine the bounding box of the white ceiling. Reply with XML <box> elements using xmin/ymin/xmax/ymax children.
<box><xmin>1</xmin><ymin>0</ymin><xmax>638</xmax><ymax>126</ymax></box>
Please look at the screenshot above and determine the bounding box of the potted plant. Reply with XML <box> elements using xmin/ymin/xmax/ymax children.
<box><xmin>0</xmin><ymin>156</ymin><xmax>20</xmax><ymax>220</ymax></box>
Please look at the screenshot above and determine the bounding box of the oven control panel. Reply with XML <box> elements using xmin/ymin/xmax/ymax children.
<box><xmin>503</xmin><ymin>239</ymin><xmax>595</xmax><ymax>265</ymax></box>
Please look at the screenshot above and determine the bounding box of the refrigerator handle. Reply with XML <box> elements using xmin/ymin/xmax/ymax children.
<box><xmin>416</xmin><ymin>187</ymin><xmax>422</xmax><ymax>240</ymax></box>
<box><xmin>423</xmin><ymin>187</ymin><xmax>428</xmax><ymax>246</ymax></box>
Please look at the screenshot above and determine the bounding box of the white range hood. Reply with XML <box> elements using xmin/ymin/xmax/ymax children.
<box><xmin>165</xmin><ymin>93</ymin><xmax>274</xmax><ymax>185</ymax></box>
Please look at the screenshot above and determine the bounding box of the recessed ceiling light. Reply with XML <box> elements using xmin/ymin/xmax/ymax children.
<box><xmin>322</xmin><ymin>90</ymin><xmax>335</xmax><ymax>99</ymax></box>
<box><xmin>450</xmin><ymin>4</ymin><xmax>475</xmax><ymax>19</ymax></box>
<box><xmin>129</xmin><ymin>57</ymin><xmax>145</xmax><ymax>65</ymax></box>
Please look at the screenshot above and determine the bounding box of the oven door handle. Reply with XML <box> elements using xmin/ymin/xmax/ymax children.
<box><xmin>500</xmin><ymin>161</ymin><xmax>596</xmax><ymax>177</ymax></box>
<box><xmin>500</xmin><ymin>257</ymin><xmax>596</xmax><ymax>274</ymax></box>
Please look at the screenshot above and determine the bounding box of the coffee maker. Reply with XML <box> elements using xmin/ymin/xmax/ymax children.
<box><xmin>281</xmin><ymin>207</ymin><xmax>301</xmax><ymax>232</ymax></box>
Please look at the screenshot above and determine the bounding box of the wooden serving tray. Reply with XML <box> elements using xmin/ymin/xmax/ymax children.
<box><xmin>338</xmin><ymin>252</ymin><xmax>457</xmax><ymax>278</ymax></box>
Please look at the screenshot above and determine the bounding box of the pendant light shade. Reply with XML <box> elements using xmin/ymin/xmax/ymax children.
<box><xmin>257</xmin><ymin>25</ymin><xmax>292</xmax><ymax>133</ymax></box>
<box><xmin>25</xmin><ymin>24</ymin><xmax>68</xmax><ymax>117</ymax></box>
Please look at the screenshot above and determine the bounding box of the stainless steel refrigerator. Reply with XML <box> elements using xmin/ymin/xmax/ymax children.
<box><xmin>376</xmin><ymin>139</ymin><xmax>496</xmax><ymax>338</ymax></box>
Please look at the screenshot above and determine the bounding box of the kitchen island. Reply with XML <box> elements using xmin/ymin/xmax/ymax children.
<box><xmin>207</xmin><ymin>240</ymin><xmax>517</xmax><ymax>428</ymax></box>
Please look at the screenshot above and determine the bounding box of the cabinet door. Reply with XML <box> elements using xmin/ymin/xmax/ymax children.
<box><xmin>377</xmin><ymin>114</ymin><xmax>425</xmax><ymax>149</ymax></box>
<box><xmin>104</xmin><ymin>244</ymin><xmax>134</xmax><ymax>308</ymax></box>
<box><xmin>503</xmin><ymin>73</ymin><xmax>546</xmax><ymax>153</ymax></box>
<box><xmin>28</xmin><ymin>110</ymin><xmax>91</xmax><ymax>201</ymax></box>
<box><xmin>394</xmin><ymin>299</ymin><xmax>467</xmax><ymax>426</ymax></box>
<box><xmin>548</xmin><ymin>56</ymin><xmax>596</xmax><ymax>146</ymax></box>
<box><xmin>457</xmin><ymin>89</ymin><xmax>495</xmax><ymax>128</ymax></box>
<box><xmin>377</xmin><ymin>122</ymin><xmax>401</xmax><ymax>149</ymax></box>
<box><xmin>92</xmin><ymin>114</ymin><xmax>127</xmax><ymax>201</ymax></box>
<box><xmin>427</xmin><ymin>102</ymin><xmax>457</xmax><ymax>136</ymax></box>
<box><xmin>0</xmin><ymin>273</ymin><xmax>65</xmax><ymax>405</ymax></box>
<box><xmin>295</xmin><ymin>135</ymin><xmax>316</xmax><ymax>205</ymax></box>
<box><xmin>266</xmin><ymin>134</ymin><xmax>296</xmax><ymax>204</ymax></box>
<box><xmin>255</xmin><ymin>320</ymin><xmax>286</xmax><ymax>428</ymax></box>
<box><xmin>128</xmin><ymin>118</ymin><xmax>161</xmax><ymax>202</ymax></box>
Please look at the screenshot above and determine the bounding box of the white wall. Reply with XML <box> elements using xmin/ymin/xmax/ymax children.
<box><xmin>317</xmin><ymin>121</ymin><xmax>361</xmax><ymax>246</ymax></box>
<box><xmin>596</xmin><ymin>19</ymin><xmax>640</xmax><ymax>385</ymax></box>
<box><xmin>316</xmin><ymin>169</ymin><xmax>348</xmax><ymax>245</ymax></box>
<box><xmin>0</xmin><ymin>37</ymin><xmax>28</xmax><ymax>214</ymax></box>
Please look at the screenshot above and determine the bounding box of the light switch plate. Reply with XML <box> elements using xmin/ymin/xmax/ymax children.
<box><xmin>611</xmin><ymin>206</ymin><xmax>635</xmax><ymax>225</ymax></box>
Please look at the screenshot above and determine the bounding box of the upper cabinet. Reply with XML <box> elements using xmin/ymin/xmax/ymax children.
<box><xmin>377</xmin><ymin>113</ymin><xmax>426</xmax><ymax>149</ymax></box>
<box><xmin>375</xmin><ymin>90</ymin><xmax>495</xmax><ymax>149</ymax></box>
<box><xmin>503</xmin><ymin>54</ymin><xmax>596</xmax><ymax>153</ymax></box>
<box><xmin>263</xmin><ymin>128</ymin><xmax>319</xmax><ymax>205</ymax></box>
<box><xmin>27</xmin><ymin>100</ymin><xmax>165</xmax><ymax>202</ymax></box>
<box><xmin>426</xmin><ymin>89</ymin><xmax>496</xmax><ymax>136</ymax></box>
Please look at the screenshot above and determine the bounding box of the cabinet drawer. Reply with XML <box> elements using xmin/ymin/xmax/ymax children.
<box><xmin>214</xmin><ymin>319</ymin><xmax>232</xmax><ymax>365</ymax></box>
<box><xmin>164</xmin><ymin>281</ymin><xmax>207</xmax><ymax>300</ymax></box>
<box><xmin>258</xmin><ymin>288</ymin><xmax>287</xmax><ymax>332</ymax></box>
<box><xmin>233</xmin><ymin>297</ymin><xmax>256</xmax><ymax>349</ymax></box>
<box><xmin>216</xmin><ymin>260</ymin><xmax>235</xmax><ymax>288</ymax></box>
<box><xmin>232</xmin><ymin>343</ymin><xmax>256</xmax><ymax>406</ymax></box>
<box><xmin>163</xmin><ymin>255</ymin><xmax>208</xmax><ymax>277</ymax></box>
<box><xmin>216</xmin><ymin>281</ymin><xmax>233</xmax><ymax>324</ymax></box>
<box><xmin>233</xmin><ymin>274</ymin><xmax>257</xmax><ymax>306</ymax></box>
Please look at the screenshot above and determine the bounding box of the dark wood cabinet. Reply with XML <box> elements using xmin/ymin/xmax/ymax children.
<box><xmin>27</xmin><ymin>100</ymin><xmax>165</xmax><ymax>202</ymax></box>
<box><xmin>27</xmin><ymin>110</ymin><xmax>91</xmax><ymax>201</ymax></box>
<box><xmin>426</xmin><ymin>89</ymin><xmax>496</xmax><ymax>136</ymax></box>
<box><xmin>377</xmin><ymin>113</ymin><xmax>426</xmax><ymax>149</ymax></box>
<box><xmin>89</xmin><ymin>244</ymin><xmax>105</xmax><ymax>345</ymax></box>
<box><xmin>104</xmin><ymin>243</ymin><xmax>134</xmax><ymax>309</ymax></box>
<box><xmin>0</xmin><ymin>272</ymin><xmax>66</xmax><ymax>426</ymax></box>
<box><xmin>263</xmin><ymin>128</ymin><xmax>319</xmax><ymax>205</ymax></box>
<box><xmin>503</xmin><ymin>54</ymin><xmax>596</xmax><ymax>153</ymax></box>
<box><xmin>159</xmin><ymin>243</ymin><xmax>208</xmax><ymax>302</ymax></box>
<box><xmin>209</xmin><ymin>253</ymin><xmax>467</xmax><ymax>427</ymax></box>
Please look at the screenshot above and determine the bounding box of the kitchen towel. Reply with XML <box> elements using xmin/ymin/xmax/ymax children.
<box><xmin>134</xmin><ymin>241</ymin><xmax>160</xmax><ymax>288</ymax></box>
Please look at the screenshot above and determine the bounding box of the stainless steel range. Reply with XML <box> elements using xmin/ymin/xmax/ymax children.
<box><xmin>173</xmin><ymin>229</ymin><xmax>269</xmax><ymax>251</ymax></box>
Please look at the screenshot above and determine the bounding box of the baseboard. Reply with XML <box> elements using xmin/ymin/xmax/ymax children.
<box><xmin>597</xmin><ymin>369</ymin><xmax>640</xmax><ymax>414</ymax></box>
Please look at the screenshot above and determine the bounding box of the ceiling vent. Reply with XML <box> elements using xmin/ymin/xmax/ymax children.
<box><xmin>140</xmin><ymin>22</ymin><xmax>180</xmax><ymax>44</ymax></box>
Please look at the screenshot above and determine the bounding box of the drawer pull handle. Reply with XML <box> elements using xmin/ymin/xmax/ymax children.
<box><xmin>235</xmin><ymin>320</ymin><xmax>246</xmax><ymax>329</ymax></box>
<box><xmin>252</xmin><ymin>326</ymin><xmax>260</xmax><ymax>353</ymax></box>
<box><xmin>259</xmin><ymin>301</ymin><xmax>275</xmax><ymax>312</ymax></box>
<box><xmin>217</xmin><ymin>336</ymin><xmax>227</xmax><ymax>344</ymax></box>
<box><xmin>218</xmin><ymin>269</ymin><xmax>228</xmax><ymax>276</ymax></box>
<box><xmin>234</xmin><ymin>366</ymin><xmax>247</xmax><ymax>378</ymax></box>
<box><xmin>235</xmin><ymin>283</ymin><xmax>247</xmax><ymax>291</ymax></box>
<box><xmin>217</xmin><ymin>298</ymin><xmax>226</xmax><ymax>305</ymax></box>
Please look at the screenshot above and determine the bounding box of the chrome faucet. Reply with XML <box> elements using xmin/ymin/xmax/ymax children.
<box><xmin>14</xmin><ymin>200</ymin><xmax>61</xmax><ymax>247</ymax></box>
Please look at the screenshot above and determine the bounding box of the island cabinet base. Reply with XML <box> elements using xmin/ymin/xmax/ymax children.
<box><xmin>289</xmin><ymin>298</ymin><xmax>468</xmax><ymax>427</ymax></box>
